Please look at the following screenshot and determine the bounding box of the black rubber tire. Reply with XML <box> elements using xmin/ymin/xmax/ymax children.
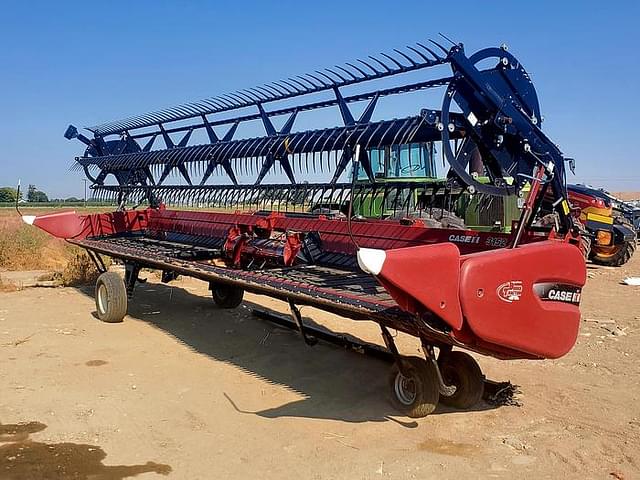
<box><xmin>438</xmin><ymin>351</ymin><xmax>485</xmax><ymax>409</ymax></box>
<box><xmin>573</xmin><ymin>219</ymin><xmax>591</xmax><ymax>261</ymax></box>
<box><xmin>388</xmin><ymin>356</ymin><xmax>439</xmax><ymax>418</ymax></box>
<box><xmin>211</xmin><ymin>283</ymin><xmax>244</xmax><ymax>309</ymax></box>
<box><xmin>579</xmin><ymin>233</ymin><xmax>592</xmax><ymax>261</ymax></box>
<box><xmin>95</xmin><ymin>272</ymin><xmax>127</xmax><ymax>323</ymax></box>
<box><xmin>591</xmin><ymin>239</ymin><xmax>636</xmax><ymax>267</ymax></box>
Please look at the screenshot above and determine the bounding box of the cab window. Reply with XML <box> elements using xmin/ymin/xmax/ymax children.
<box><xmin>388</xmin><ymin>142</ymin><xmax>435</xmax><ymax>178</ymax></box>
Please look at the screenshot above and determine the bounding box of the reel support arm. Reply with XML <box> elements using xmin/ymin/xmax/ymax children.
<box><xmin>442</xmin><ymin>44</ymin><xmax>574</xmax><ymax>236</ymax></box>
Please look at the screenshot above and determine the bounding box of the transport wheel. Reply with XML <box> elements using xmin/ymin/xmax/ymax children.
<box><xmin>389</xmin><ymin>356</ymin><xmax>439</xmax><ymax>418</ymax></box>
<box><xmin>95</xmin><ymin>272</ymin><xmax>127</xmax><ymax>323</ymax></box>
<box><xmin>438</xmin><ymin>351</ymin><xmax>484</xmax><ymax>409</ymax></box>
<box><xmin>591</xmin><ymin>239</ymin><xmax>636</xmax><ymax>267</ymax></box>
<box><xmin>211</xmin><ymin>283</ymin><xmax>244</xmax><ymax>309</ymax></box>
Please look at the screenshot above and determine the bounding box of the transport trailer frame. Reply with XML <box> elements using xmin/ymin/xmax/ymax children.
<box><xmin>66</xmin><ymin>215</ymin><xmax>533</xmax><ymax>419</ymax></box>
<box><xmin>71</xmin><ymin>228</ymin><xmax>539</xmax><ymax>359</ymax></box>
<box><xmin>78</xmin><ymin>229</ymin><xmax>520</xmax><ymax>408</ymax></box>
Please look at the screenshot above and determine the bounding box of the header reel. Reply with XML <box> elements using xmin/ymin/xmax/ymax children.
<box><xmin>66</xmin><ymin>39</ymin><xmax>574</xmax><ymax>233</ymax></box>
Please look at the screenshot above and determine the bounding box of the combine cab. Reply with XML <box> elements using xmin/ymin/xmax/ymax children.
<box><xmin>568</xmin><ymin>184</ymin><xmax>636</xmax><ymax>266</ymax></box>
<box><xmin>24</xmin><ymin>40</ymin><xmax>587</xmax><ymax>417</ymax></box>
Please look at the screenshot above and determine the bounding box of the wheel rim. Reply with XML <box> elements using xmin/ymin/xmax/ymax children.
<box><xmin>593</xmin><ymin>244</ymin><xmax>622</xmax><ymax>258</ymax></box>
<box><xmin>440</xmin><ymin>365</ymin><xmax>460</xmax><ymax>398</ymax></box>
<box><xmin>97</xmin><ymin>284</ymin><xmax>108</xmax><ymax>314</ymax></box>
<box><xmin>394</xmin><ymin>372</ymin><xmax>417</xmax><ymax>405</ymax></box>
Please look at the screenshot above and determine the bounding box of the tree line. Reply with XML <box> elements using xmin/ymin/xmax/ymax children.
<box><xmin>0</xmin><ymin>185</ymin><xmax>53</xmax><ymax>203</ymax></box>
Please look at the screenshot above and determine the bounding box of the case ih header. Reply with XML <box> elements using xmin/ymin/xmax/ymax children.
<box><xmin>25</xmin><ymin>39</ymin><xmax>587</xmax><ymax>417</ymax></box>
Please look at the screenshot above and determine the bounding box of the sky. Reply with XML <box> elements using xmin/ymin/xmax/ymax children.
<box><xmin>0</xmin><ymin>0</ymin><xmax>638</xmax><ymax>198</ymax></box>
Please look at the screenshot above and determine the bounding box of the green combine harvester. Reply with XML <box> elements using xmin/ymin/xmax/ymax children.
<box><xmin>348</xmin><ymin>141</ymin><xmax>522</xmax><ymax>233</ymax></box>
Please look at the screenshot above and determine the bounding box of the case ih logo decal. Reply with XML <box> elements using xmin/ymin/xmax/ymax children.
<box><xmin>534</xmin><ymin>283</ymin><xmax>582</xmax><ymax>306</ymax></box>
<box><xmin>448</xmin><ymin>234</ymin><xmax>480</xmax><ymax>244</ymax></box>
<box><xmin>497</xmin><ymin>281</ymin><xmax>524</xmax><ymax>303</ymax></box>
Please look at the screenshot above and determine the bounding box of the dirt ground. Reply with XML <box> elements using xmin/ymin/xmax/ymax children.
<box><xmin>1</xmin><ymin>255</ymin><xmax>639</xmax><ymax>480</ymax></box>
<box><xmin>613</xmin><ymin>192</ymin><xmax>640</xmax><ymax>202</ymax></box>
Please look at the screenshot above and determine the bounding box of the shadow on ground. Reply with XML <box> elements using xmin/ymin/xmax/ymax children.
<box><xmin>0</xmin><ymin>421</ymin><xmax>171</xmax><ymax>479</ymax></box>
<box><xmin>76</xmin><ymin>281</ymin><xmax>506</xmax><ymax>425</ymax></box>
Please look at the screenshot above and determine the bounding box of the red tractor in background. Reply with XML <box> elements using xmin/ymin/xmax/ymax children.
<box><xmin>568</xmin><ymin>184</ymin><xmax>636</xmax><ymax>266</ymax></box>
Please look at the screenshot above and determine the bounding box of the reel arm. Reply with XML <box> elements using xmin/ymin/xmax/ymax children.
<box><xmin>441</xmin><ymin>44</ymin><xmax>574</xmax><ymax>235</ymax></box>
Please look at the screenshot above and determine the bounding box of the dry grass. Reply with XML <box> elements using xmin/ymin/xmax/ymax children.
<box><xmin>0</xmin><ymin>208</ymin><xmax>110</xmax><ymax>286</ymax></box>
<box><xmin>61</xmin><ymin>251</ymin><xmax>107</xmax><ymax>286</ymax></box>
<box><xmin>0</xmin><ymin>213</ymin><xmax>69</xmax><ymax>271</ymax></box>
<box><xmin>0</xmin><ymin>277</ymin><xmax>19</xmax><ymax>292</ymax></box>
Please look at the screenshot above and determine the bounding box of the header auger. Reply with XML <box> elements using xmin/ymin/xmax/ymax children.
<box><xmin>28</xmin><ymin>39</ymin><xmax>586</xmax><ymax>417</ymax></box>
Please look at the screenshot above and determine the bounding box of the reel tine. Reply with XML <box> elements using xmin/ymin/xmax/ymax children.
<box><xmin>229</xmin><ymin>91</ymin><xmax>252</xmax><ymax>104</ymax></box>
<box><xmin>240</xmin><ymin>89</ymin><xmax>263</xmax><ymax>102</ymax></box>
<box><xmin>334</xmin><ymin>65</ymin><xmax>358</xmax><ymax>80</ymax></box>
<box><xmin>368</xmin><ymin>55</ymin><xmax>391</xmax><ymax>73</ymax></box>
<box><xmin>296</xmin><ymin>152</ymin><xmax>302</xmax><ymax>173</ymax></box>
<box><xmin>325</xmin><ymin>68</ymin><xmax>348</xmax><ymax>82</ymax></box>
<box><xmin>256</xmin><ymin>85</ymin><xmax>277</xmax><ymax>98</ymax></box>
<box><xmin>273</xmin><ymin>81</ymin><xmax>297</xmax><ymax>94</ymax></box>
<box><xmin>345</xmin><ymin>62</ymin><xmax>369</xmax><ymax>78</ymax></box>
<box><xmin>315</xmin><ymin>70</ymin><xmax>337</xmax><ymax>85</ymax></box>
<box><xmin>428</xmin><ymin>38</ymin><xmax>450</xmax><ymax>55</ymax></box>
<box><xmin>266</xmin><ymin>83</ymin><xmax>288</xmax><ymax>95</ymax></box>
<box><xmin>199</xmin><ymin>99</ymin><xmax>223</xmax><ymax>110</ymax></box>
<box><xmin>84</xmin><ymin>34</ymin><xmax>463</xmax><ymax>138</ymax></box>
<box><xmin>380</xmin><ymin>52</ymin><xmax>404</xmax><ymax>69</ymax></box>
<box><xmin>280</xmin><ymin>79</ymin><xmax>304</xmax><ymax>93</ymax></box>
<box><xmin>251</xmin><ymin>86</ymin><xmax>275</xmax><ymax>100</ymax></box>
<box><xmin>406</xmin><ymin>45</ymin><xmax>430</xmax><ymax>62</ymax></box>
<box><xmin>295</xmin><ymin>75</ymin><xmax>318</xmax><ymax>88</ymax></box>
<box><xmin>208</xmin><ymin>98</ymin><xmax>228</xmax><ymax>109</ymax></box>
<box><xmin>416</xmin><ymin>42</ymin><xmax>443</xmax><ymax>61</ymax></box>
<box><xmin>393</xmin><ymin>48</ymin><xmax>418</xmax><ymax>66</ymax></box>
<box><xmin>235</xmin><ymin>91</ymin><xmax>256</xmax><ymax>104</ymax></box>
<box><xmin>438</xmin><ymin>32</ymin><xmax>457</xmax><ymax>46</ymax></box>
<box><xmin>214</xmin><ymin>96</ymin><xmax>234</xmax><ymax>108</ymax></box>
<box><xmin>287</xmin><ymin>77</ymin><xmax>309</xmax><ymax>91</ymax></box>
<box><xmin>219</xmin><ymin>93</ymin><xmax>242</xmax><ymax>106</ymax></box>
<box><xmin>304</xmin><ymin>72</ymin><xmax>329</xmax><ymax>87</ymax></box>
